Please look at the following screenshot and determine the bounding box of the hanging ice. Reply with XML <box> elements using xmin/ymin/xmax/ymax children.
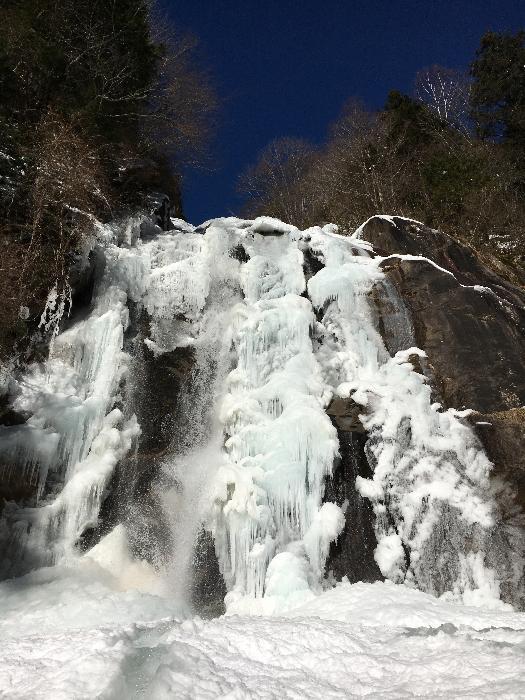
<box><xmin>0</xmin><ymin>220</ymin><xmax>142</xmax><ymax>574</ymax></box>
<box><xmin>209</xmin><ymin>219</ymin><xmax>341</xmax><ymax>605</ymax></box>
<box><xmin>305</xmin><ymin>224</ymin><xmax>508</xmax><ymax>604</ymax></box>
<box><xmin>0</xmin><ymin>212</ymin><xmax>518</xmax><ymax>610</ymax></box>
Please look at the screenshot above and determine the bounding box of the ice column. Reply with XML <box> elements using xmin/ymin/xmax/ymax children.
<box><xmin>211</xmin><ymin>220</ymin><xmax>341</xmax><ymax>603</ymax></box>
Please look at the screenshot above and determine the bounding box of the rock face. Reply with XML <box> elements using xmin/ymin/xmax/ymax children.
<box><xmin>362</xmin><ymin>216</ymin><xmax>525</xmax><ymax>520</ymax></box>
<box><xmin>324</xmin><ymin>425</ymin><xmax>383</xmax><ymax>584</ymax></box>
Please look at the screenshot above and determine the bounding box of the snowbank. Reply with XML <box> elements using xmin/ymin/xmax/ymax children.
<box><xmin>1</xmin><ymin>571</ymin><xmax>524</xmax><ymax>699</ymax></box>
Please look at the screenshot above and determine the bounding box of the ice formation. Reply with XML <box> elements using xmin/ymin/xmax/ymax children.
<box><xmin>0</xmin><ymin>213</ymin><xmax>520</xmax><ymax>612</ymax></box>
<box><xmin>0</xmin><ymin>220</ymin><xmax>144</xmax><ymax>574</ymax></box>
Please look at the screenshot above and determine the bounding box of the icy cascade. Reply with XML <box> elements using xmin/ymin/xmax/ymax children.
<box><xmin>147</xmin><ymin>222</ymin><xmax>244</xmax><ymax>602</ymax></box>
<box><xmin>0</xmin><ymin>221</ymin><xmax>142</xmax><ymax>574</ymax></box>
<box><xmin>128</xmin><ymin>217</ymin><xmax>344</xmax><ymax>605</ymax></box>
<box><xmin>210</xmin><ymin>221</ymin><xmax>341</xmax><ymax>606</ymax></box>
<box><xmin>0</xmin><ymin>214</ymin><xmax>514</xmax><ymax>609</ymax></box>
<box><xmin>154</xmin><ymin>217</ymin><xmax>507</xmax><ymax>609</ymax></box>
<box><xmin>306</xmin><ymin>226</ymin><xmax>505</xmax><ymax>604</ymax></box>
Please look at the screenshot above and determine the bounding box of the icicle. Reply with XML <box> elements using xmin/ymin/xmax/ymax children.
<box><xmin>0</xmin><ymin>221</ymin><xmax>142</xmax><ymax>577</ymax></box>
<box><xmin>39</xmin><ymin>282</ymin><xmax>72</xmax><ymax>337</ymax></box>
<box><xmin>210</xmin><ymin>219</ymin><xmax>343</xmax><ymax>606</ymax></box>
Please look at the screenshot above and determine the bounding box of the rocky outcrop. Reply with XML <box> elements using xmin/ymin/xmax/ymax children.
<box><xmin>363</xmin><ymin>216</ymin><xmax>525</xmax><ymax>517</ymax></box>
<box><xmin>361</xmin><ymin>215</ymin><xmax>525</xmax><ymax>293</ymax></box>
<box><xmin>471</xmin><ymin>408</ymin><xmax>525</xmax><ymax>518</ymax></box>
<box><xmin>376</xmin><ymin>257</ymin><xmax>525</xmax><ymax>413</ymax></box>
<box><xmin>324</xmin><ymin>425</ymin><xmax>383</xmax><ymax>584</ymax></box>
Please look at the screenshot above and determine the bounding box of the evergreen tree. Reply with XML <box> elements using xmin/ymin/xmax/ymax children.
<box><xmin>470</xmin><ymin>31</ymin><xmax>525</xmax><ymax>150</ymax></box>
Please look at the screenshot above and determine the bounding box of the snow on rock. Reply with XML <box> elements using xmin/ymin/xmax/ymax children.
<box><xmin>305</xmin><ymin>225</ymin><xmax>503</xmax><ymax>604</ymax></box>
<box><xmin>374</xmin><ymin>532</ymin><xmax>406</xmax><ymax>580</ymax></box>
<box><xmin>248</xmin><ymin>215</ymin><xmax>298</xmax><ymax>236</ymax></box>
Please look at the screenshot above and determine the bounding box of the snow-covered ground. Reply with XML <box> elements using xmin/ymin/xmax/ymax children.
<box><xmin>1</xmin><ymin>560</ymin><xmax>524</xmax><ymax>699</ymax></box>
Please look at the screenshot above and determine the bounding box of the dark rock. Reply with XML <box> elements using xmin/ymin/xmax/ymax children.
<box><xmin>0</xmin><ymin>394</ymin><xmax>27</xmax><ymax>427</ymax></box>
<box><xmin>0</xmin><ymin>466</ymin><xmax>38</xmax><ymax>507</ymax></box>
<box><xmin>378</xmin><ymin>257</ymin><xmax>525</xmax><ymax>414</ymax></box>
<box><xmin>361</xmin><ymin>215</ymin><xmax>525</xmax><ymax>527</ymax></box>
<box><xmin>152</xmin><ymin>193</ymin><xmax>172</xmax><ymax>231</ymax></box>
<box><xmin>361</xmin><ymin>215</ymin><xmax>525</xmax><ymax>295</ymax></box>
<box><xmin>191</xmin><ymin>529</ymin><xmax>227</xmax><ymax>616</ymax></box>
<box><xmin>77</xmin><ymin>305</ymin><xmax>196</xmax><ymax>564</ymax></box>
<box><xmin>302</xmin><ymin>246</ymin><xmax>324</xmax><ymax>283</ymax></box>
<box><xmin>229</xmin><ymin>244</ymin><xmax>250</xmax><ymax>263</ymax></box>
<box><xmin>326</xmin><ymin>397</ymin><xmax>365</xmax><ymax>433</ymax></box>
<box><xmin>470</xmin><ymin>408</ymin><xmax>525</xmax><ymax>516</ymax></box>
<box><xmin>194</xmin><ymin>223</ymin><xmax>211</xmax><ymax>235</ymax></box>
<box><xmin>369</xmin><ymin>279</ymin><xmax>416</xmax><ymax>357</ymax></box>
<box><xmin>139</xmin><ymin>218</ymin><xmax>163</xmax><ymax>241</ymax></box>
<box><xmin>324</xmin><ymin>428</ymin><xmax>383</xmax><ymax>583</ymax></box>
<box><xmin>66</xmin><ymin>247</ymin><xmax>105</xmax><ymax>326</ymax></box>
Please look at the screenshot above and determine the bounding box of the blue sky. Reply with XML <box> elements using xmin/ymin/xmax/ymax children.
<box><xmin>160</xmin><ymin>0</ymin><xmax>524</xmax><ymax>223</ymax></box>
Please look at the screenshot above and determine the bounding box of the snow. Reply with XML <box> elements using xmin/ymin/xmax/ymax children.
<box><xmin>248</xmin><ymin>215</ymin><xmax>298</xmax><ymax>235</ymax></box>
<box><xmin>0</xmin><ymin>568</ymin><xmax>524</xmax><ymax>699</ymax></box>
<box><xmin>379</xmin><ymin>253</ymin><xmax>501</xmax><ymax>296</ymax></box>
<box><xmin>373</xmin><ymin>532</ymin><xmax>406</xmax><ymax>578</ymax></box>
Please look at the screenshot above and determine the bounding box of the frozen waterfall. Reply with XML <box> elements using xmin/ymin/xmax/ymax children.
<box><xmin>0</xmin><ymin>214</ymin><xmax>519</xmax><ymax>610</ymax></box>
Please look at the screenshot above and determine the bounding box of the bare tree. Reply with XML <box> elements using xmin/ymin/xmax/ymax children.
<box><xmin>146</xmin><ymin>10</ymin><xmax>219</xmax><ymax>168</ymax></box>
<box><xmin>415</xmin><ymin>65</ymin><xmax>472</xmax><ymax>134</ymax></box>
<box><xmin>17</xmin><ymin>112</ymin><xmax>106</xmax><ymax>309</ymax></box>
<box><xmin>238</xmin><ymin>138</ymin><xmax>317</xmax><ymax>226</ymax></box>
<box><xmin>314</xmin><ymin>99</ymin><xmax>414</xmax><ymax>229</ymax></box>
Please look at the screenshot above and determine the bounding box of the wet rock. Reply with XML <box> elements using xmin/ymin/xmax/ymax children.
<box><xmin>79</xmin><ymin>307</ymin><xmax>197</xmax><ymax>563</ymax></box>
<box><xmin>324</xmin><ymin>396</ymin><xmax>381</xmax><ymax>583</ymax></box>
<box><xmin>151</xmin><ymin>193</ymin><xmax>172</xmax><ymax>231</ymax></box>
<box><xmin>369</xmin><ymin>279</ymin><xmax>415</xmax><ymax>357</ymax></box>
<box><xmin>324</xmin><ymin>429</ymin><xmax>382</xmax><ymax>583</ymax></box>
<box><xmin>229</xmin><ymin>244</ymin><xmax>250</xmax><ymax>263</ymax></box>
<box><xmin>470</xmin><ymin>408</ymin><xmax>525</xmax><ymax>516</ymax></box>
<box><xmin>191</xmin><ymin>530</ymin><xmax>227</xmax><ymax>616</ymax></box>
<box><xmin>378</xmin><ymin>257</ymin><xmax>525</xmax><ymax>414</ymax></box>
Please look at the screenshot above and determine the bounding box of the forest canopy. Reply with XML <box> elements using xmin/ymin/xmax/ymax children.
<box><xmin>239</xmin><ymin>31</ymin><xmax>525</xmax><ymax>275</ymax></box>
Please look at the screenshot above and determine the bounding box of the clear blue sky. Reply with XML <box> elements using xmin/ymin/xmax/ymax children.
<box><xmin>160</xmin><ymin>0</ymin><xmax>524</xmax><ymax>224</ymax></box>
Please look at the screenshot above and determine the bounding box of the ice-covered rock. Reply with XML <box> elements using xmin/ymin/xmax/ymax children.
<box><xmin>0</xmin><ymin>212</ymin><xmax>523</xmax><ymax>612</ymax></box>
